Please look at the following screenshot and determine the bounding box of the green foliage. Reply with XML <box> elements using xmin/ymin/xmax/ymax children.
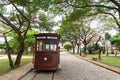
<box><xmin>0</xmin><ymin>43</ymin><xmax>5</xmax><ymax>49</ymax></box>
<box><xmin>64</xmin><ymin>44</ymin><xmax>73</xmax><ymax>51</ymax></box>
<box><xmin>0</xmin><ymin>0</ymin><xmax>56</xmax><ymax>32</ymax></box>
<box><xmin>87</xmin><ymin>43</ymin><xmax>104</xmax><ymax>54</ymax></box>
<box><xmin>9</xmin><ymin>38</ymin><xmax>18</xmax><ymax>53</ymax></box>
<box><xmin>111</xmin><ymin>32</ymin><xmax>120</xmax><ymax>50</ymax></box>
<box><xmin>14</xmin><ymin>0</ymin><xmax>50</xmax><ymax>11</ymax></box>
<box><xmin>24</xmin><ymin>29</ymin><xmax>39</xmax><ymax>47</ymax></box>
<box><xmin>38</xmin><ymin>12</ymin><xmax>54</xmax><ymax>31</ymax></box>
<box><xmin>105</xmin><ymin>32</ymin><xmax>111</xmax><ymax>40</ymax></box>
<box><xmin>66</xmin><ymin>8</ymin><xmax>90</xmax><ymax>22</ymax></box>
<box><xmin>8</xmin><ymin>29</ymin><xmax>39</xmax><ymax>54</ymax></box>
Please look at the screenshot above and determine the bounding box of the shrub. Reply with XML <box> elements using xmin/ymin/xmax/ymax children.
<box><xmin>87</xmin><ymin>43</ymin><xmax>104</xmax><ymax>54</ymax></box>
<box><xmin>64</xmin><ymin>44</ymin><xmax>73</xmax><ymax>51</ymax></box>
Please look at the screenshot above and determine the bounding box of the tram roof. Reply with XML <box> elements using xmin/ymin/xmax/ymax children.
<box><xmin>34</xmin><ymin>33</ymin><xmax>60</xmax><ymax>37</ymax></box>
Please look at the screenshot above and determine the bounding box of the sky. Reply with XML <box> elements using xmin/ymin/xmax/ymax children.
<box><xmin>6</xmin><ymin>4</ymin><xmax>12</xmax><ymax>12</ymax></box>
<box><xmin>90</xmin><ymin>19</ymin><xmax>117</xmax><ymax>36</ymax></box>
<box><xmin>53</xmin><ymin>15</ymin><xmax>62</xmax><ymax>31</ymax></box>
<box><xmin>0</xmin><ymin>36</ymin><xmax>11</xmax><ymax>43</ymax></box>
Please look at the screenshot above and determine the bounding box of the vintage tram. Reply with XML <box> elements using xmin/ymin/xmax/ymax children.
<box><xmin>33</xmin><ymin>33</ymin><xmax>60</xmax><ymax>70</ymax></box>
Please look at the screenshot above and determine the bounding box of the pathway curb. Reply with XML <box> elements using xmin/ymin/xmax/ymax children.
<box><xmin>76</xmin><ymin>55</ymin><xmax>120</xmax><ymax>74</ymax></box>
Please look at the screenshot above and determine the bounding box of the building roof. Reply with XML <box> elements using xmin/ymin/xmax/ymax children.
<box><xmin>87</xmin><ymin>36</ymin><xmax>102</xmax><ymax>42</ymax></box>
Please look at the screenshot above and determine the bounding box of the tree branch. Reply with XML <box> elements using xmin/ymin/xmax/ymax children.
<box><xmin>2</xmin><ymin>29</ymin><xmax>13</xmax><ymax>34</ymax></box>
<box><xmin>16</xmin><ymin>14</ymin><xmax>22</xmax><ymax>29</ymax></box>
<box><xmin>0</xmin><ymin>2</ymin><xmax>11</xmax><ymax>5</ymax></box>
<box><xmin>0</xmin><ymin>19</ymin><xmax>9</xmax><ymax>25</ymax></box>
<box><xmin>110</xmin><ymin>0</ymin><xmax>120</xmax><ymax>8</ymax></box>
<box><xmin>9</xmin><ymin>0</ymin><xmax>29</xmax><ymax>21</ymax></box>
<box><xmin>98</xmin><ymin>11</ymin><xmax>120</xmax><ymax>28</ymax></box>
<box><xmin>0</xmin><ymin>13</ymin><xmax>21</xmax><ymax>34</ymax></box>
<box><xmin>23</xmin><ymin>21</ymin><xmax>30</xmax><ymax>39</ymax></box>
<box><xmin>67</xmin><ymin>1</ymin><xmax>119</xmax><ymax>11</ymax></box>
<box><xmin>8</xmin><ymin>0</ymin><xmax>31</xmax><ymax>39</ymax></box>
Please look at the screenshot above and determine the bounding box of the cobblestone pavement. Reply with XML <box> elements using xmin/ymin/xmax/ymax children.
<box><xmin>19</xmin><ymin>71</ymin><xmax>53</xmax><ymax>80</ymax></box>
<box><xmin>54</xmin><ymin>52</ymin><xmax>120</xmax><ymax>80</ymax></box>
<box><xmin>20</xmin><ymin>52</ymin><xmax>120</xmax><ymax>80</ymax></box>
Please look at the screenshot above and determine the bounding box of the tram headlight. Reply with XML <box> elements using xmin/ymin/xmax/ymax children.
<box><xmin>44</xmin><ymin>57</ymin><xmax>47</xmax><ymax>61</ymax></box>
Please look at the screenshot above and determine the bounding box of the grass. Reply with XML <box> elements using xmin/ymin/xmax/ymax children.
<box><xmin>0</xmin><ymin>57</ymin><xmax>32</xmax><ymax>76</ymax></box>
<box><xmin>85</xmin><ymin>54</ymin><xmax>120</xmax><ymax>68</ymax></box>
<box><xmin>100</xmin><ymin>56</ymin><xmax>120</xmax><ymax>68</ymax></box>
<box><xmin>23</xmin><ymin>52</ymin><xmax>34</xmax><ymax>56</ymax></box>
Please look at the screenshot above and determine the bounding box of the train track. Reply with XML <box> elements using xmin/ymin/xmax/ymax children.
<box><xmin>18</xmin><ymin>69</ymin><xmax>55</xmax><ymax>80</ymax></box>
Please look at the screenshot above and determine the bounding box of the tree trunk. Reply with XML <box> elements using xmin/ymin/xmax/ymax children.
<box><xmin>106</xmin><ymin>49</ymin><xmax>109</xmax><ymax>56</ymax></box>
<box><xmin>115</xmin><ymin>50</ymin><xmax>118</xmax><ymax>56</ymax></box>
<box><xmin>77</xmin><ymin>44</ymin><xmax>80</xmax><ymax>54</ymax></box>
<box><xmin>103</xmin><ymin>46</ymin><xmax>105</xmax><ymax>54</ymax></box>
<box><xmin>98</xmin><ymin>49</ymin><xmax>101</xmax><ymax>59</ymax></box>
<box><xmin>25</xmin><ymin>46</ymin><xmax>29</xmax><ymax>54</ymax></box>
<box><xmin>98</xmin><ymin>52</ymin><xmax>101</xmax><ymax>59</ymax></box>
<box><xmin>3</xmin><ymin>33</ymin><xmax>14</xmax><ymax>69</ymax></box>
<box><xmin>72</xmin><ymin>47</ymin><xmax>75</xmax><ymax>54</ymax></box>
<box><xmin>79</xmin><ymin>45</ymin><xmax>82</xmax><ymax>56</ymax></box>
<box><xmin>31</xmin><ymin>47</ymin><xmax>34</xmax><ymax>53</ymax></box>
<box><xmin>111</xmin><ymin>47</ymin><xmax>114</xmax><ymax>54</ymax></box>
<box><xmin>70</xmin><ymin>41</ymin><xmax>76</xmax><ymax>54</ymax></box>
<box><xmin>84</xmin><ymin>44</ymin><xmax>87</xmax><ymax>56</ymax></box>
<box><xmin>14</xmin><ymin>36</ymin><xmax>24</xmax><ymax>68</ymax></box>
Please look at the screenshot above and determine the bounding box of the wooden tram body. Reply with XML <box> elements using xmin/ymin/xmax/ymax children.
<box><xmin>33</xmin><ymin>33</ymin><xmax>60</xmax><ymax>70</ymax></box>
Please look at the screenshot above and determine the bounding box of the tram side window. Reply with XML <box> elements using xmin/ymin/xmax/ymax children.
<box><xmin>37</xmin><ymin>40</ymin><xmax>57</xmax><ymax>51</ymax></box>
<box><xmin>37</xmin><ymin>41</ymin><xmax>42</xmax><ymax>51</ymax></box>
<box><xmin>43</xmin><ymin>41</ymin><xmax>49</xmax><ymax>50</ymax></box>
<box><xmin>50</xmin><ymin>41</ymin><xmax>56</xmax><ymax>51</ymax></box>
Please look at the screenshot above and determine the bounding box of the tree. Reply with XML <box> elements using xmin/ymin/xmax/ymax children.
<box><xmin>24</xmin><ymin>30</ymin><xmax>39</xmax><ymax>53</ymax></box>
<box><xmin>68</xmin><ymin>0</ymin><xmax>120</xmax><ymax>30</ymax></box>
<box><xmin>8</xmin><ymin>29</ymin><xmax>39</xmax><ymax>54</ymax></box>
<box><xmin>0</xmin><ymin>0</ymin><xmax>56</xmax><ymax>68</ymax></box>
<box><xmin>105</xmin><ymin>32</ymin><xmax>111</xmax><ymax>56</ymax></box>
<box><xmin>78</xmin><ymin>25</ymin><xmax>97</xmax><ymax>56</ymax></box>
<box><xmin>105</xmin><ymin>32</ymin><xmax>111</xmax><ymax>40</ymax></box>
<box><xmin>55</xmin><ymin>0</ymin><xmax>120</xmax><ymax>57</ymax></box>
<box><xmin>57</xmin><ymin>9</ymin><xmax>99</xmax><ymax>56</ymax></box>
<box><xmin>111</xmin><ymin>32</ymin><xmax>120</xmax><ymax>56</ymax></box>
<box><xmin>0</xmin><ymin>0</ymin><xmax>33</xmax><ymax>68</ymax></box>
<box><xmin>53</xmin><ymin>0</ymin><xmax>120</xmax><ymax>31</ymax></box>
<box><xmin>64</xmin><ymin>44</ymin><xmax>73</xmax><ymax>52</ymax></box>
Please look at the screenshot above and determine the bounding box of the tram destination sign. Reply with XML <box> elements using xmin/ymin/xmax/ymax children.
<box><xmin>36</xmin><ymin>36</ymin><xmax>57</xmax><ymax>39</ymax></box>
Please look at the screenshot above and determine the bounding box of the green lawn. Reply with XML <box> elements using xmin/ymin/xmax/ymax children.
<box><xmin>100</xmin><ymin>56</ymin><xmax>120</xmax><ymax>68</ymax></box>
<box><xmin>0</xmin><ymin>57</ymin><xmax>32</xmax><ymax>76</ymax></box>
<box><xmin>85</xmin><ymin>55</ymin><xmax>120</xmax><ymax>68</ymax></box>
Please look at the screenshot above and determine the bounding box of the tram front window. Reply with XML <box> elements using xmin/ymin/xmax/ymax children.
<box><xmin>37</xmin><ymin>40</ymin><xmax>57</xmax><ymax>51</ymax></box>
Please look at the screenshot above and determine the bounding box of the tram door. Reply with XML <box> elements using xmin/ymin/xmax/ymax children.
<box><xmin>34</xmin><ymin>33</ymin><xmax>60</xmax><ymax>70</ymax></box>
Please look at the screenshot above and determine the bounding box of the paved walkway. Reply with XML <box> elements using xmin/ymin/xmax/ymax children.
<box><xmin>0</xmin><ymin>63</ymin><xmax>32</xmax><ymax>80</ymax></box>
<box><xmin>0</xmin><ymin>52</ymin><xmax>120</xmax><ymax>80</ymax></box>
<box><xmin>54</xmin><ymin>52</ymin><xmax>120</xmax><ymax>80</ymax></box>
<box><xmin>76</xmin><ymin>55</ymin><xmax>120</xmax><ymax>74</ymax></box>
